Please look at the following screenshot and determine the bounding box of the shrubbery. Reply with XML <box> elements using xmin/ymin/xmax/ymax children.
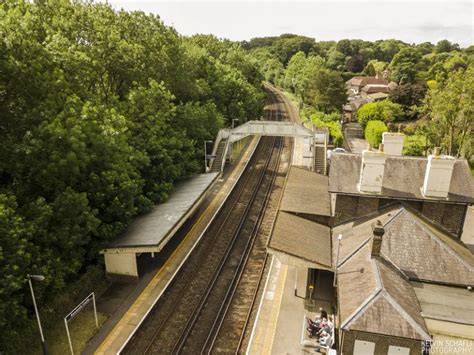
<box><xmin>357</xmin><ymin>100</ymin><xmax>404</xmax><ymax>128</ymax></box>
<box><xmin>365</xmin><ymin>121</ymin><xmax>388</xmax><ymax>148</ymax></box>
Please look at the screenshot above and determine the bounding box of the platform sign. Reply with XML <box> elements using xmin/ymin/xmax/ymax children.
<box><xmin>64</xmin><ymin>292</ymin><xmax>98</xmax><ymax>355</ymax></box>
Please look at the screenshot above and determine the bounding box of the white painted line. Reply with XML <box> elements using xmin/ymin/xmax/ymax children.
<box><xmin>246</xmin><ymin>254</ymin><xmax>274</xmax><ymax>355</ymax></box>
<box><xmin>300</xmin><ymin>315</ymin><xmax>307</xmax><ymax>346</ymax></box>
<box><xmin>118</xmin><ymin>136</ymin><xmax>261</xmax><ymax>354</ymax></box>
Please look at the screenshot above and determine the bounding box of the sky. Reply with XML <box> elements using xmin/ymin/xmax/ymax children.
<box><xmin>104</xmin><ymin>1</ymin><xmax>473</xmax><ymax>47</ymax></box>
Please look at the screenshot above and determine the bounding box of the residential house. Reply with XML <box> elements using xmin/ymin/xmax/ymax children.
<box><xmin>343</xmin><ymin>74</ymin><xmax>398</xmax><ymax>122</ymax></box>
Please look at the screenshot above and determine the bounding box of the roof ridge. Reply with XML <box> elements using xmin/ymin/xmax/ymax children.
<box><xmin>372</xmin><ymin>258</ymin><xmax>384</xmax><ymax>290</ymax></box>
<box><xmin>381</xmin><ymin>207</ymin><xmax>405</xmax><ymax>229</ymax></box>
<box><xmin>382</xmin><ymin>290</ymin><xmax>431</xmax><ymax>340</ymax></box>
<box><xmin>337</xmin><ymin>237</ymin><xmax>371</xmax><ymax>268</ymax></box>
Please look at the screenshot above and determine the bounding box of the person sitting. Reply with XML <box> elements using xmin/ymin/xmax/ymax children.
<box><xmin>319</xmin><ymin>308</ymin><xmax>328</xmax><ymax>320</ymax></box>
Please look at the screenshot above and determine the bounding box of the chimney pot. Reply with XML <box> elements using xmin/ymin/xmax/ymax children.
<box><xmin>371</xmin><ymin>220</ymin><xmax>384</xmax><ymax>257</ymax></box>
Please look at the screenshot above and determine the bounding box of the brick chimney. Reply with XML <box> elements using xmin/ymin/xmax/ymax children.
<box><xmin>371</xmin><ymin>220</ymin><xmax>385</xmax><ymax>257</ymax></box>
<box><xmin>358</xmin><ymin>149</ymin><xmax>387</xmax><ymax>193</ymax></box>
<box><xmin>382</xmin><ymin>132</ymin><xmax>404</xmax><ymax>156</ymax></box>
<box><xmin>422</xmin><ymin>150</ymin><xmax>455</xmax><ymax>198</ymax></box>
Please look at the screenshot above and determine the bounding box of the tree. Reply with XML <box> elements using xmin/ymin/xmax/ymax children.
<box><xmin>336</xmin><ymin>39</ymin><xmax>353</xmax><ymax>56</ymax></box>
<box><xmin>365</xmin><ymin>121</ymin><xmax>388</xmax><ymax>148</ymax></box>
<box><xmin>422</xmin><ymin>66</ymin><xmax>474</xmax><ymax>157</ymax></box>
<box><xmin>436</xmin><ymin>40</ymin><xmax>459</xmax><ymax>54</ymax></box>
<box><xmin>389</xmin><ymin>82</ymin><xmax>428</xmax><ymax>119</ymax></box>
<box><xmin>357</xmin><ymin>100</ymin><xmax>404</xmax><ymax>127</ymax></box>
<box><xmin>389</xmin><ymin>47</ymin><xmax>423</xmax><ymax>84</ymax></box>
<box><xmin>363</xmin><ymin>62</ymin><xmax>376</xmax><ymax>76</ymax></box>
<box><xmin>327</xmin><ymin>49</ymin><xmax>346</xmax><ymax>71</ymax></box>
<box><xmin>345</xmin><ymin>54</ymin><xmax>366</xmax><ymax>73</ymax></box>
<box><xmin>305</xmin><ymin>68</ymin><xmax>347</xmax><ymax>113</ymax></box>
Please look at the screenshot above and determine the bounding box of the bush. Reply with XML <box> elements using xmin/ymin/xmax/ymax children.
<box><xmin>309</xmin><ymin>112</ymin><xmax>343</xmax><ymax>146</ymax></box>
<box><xmin>365</xmin><ymin>121</ymin><xmax>388</xmax><ymax>148</ymax></box>
<box><xmin>402</xmin><ymin>123</ymin><xmax>417</xmax><ymax>136</ymax></box>
<box><xmin>357</xmin><ymin>100</ymin><xmax>404</xmax><ymax>128</ymax></box>
<box><xmin>403</xmin><ymin>135</ymin><xmax>426</xmax><ymax>156</ymax></box>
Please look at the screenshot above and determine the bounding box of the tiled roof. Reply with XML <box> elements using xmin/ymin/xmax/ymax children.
<box><xmin>347</xmin><ymin>76</ymin><xmax>389</xmax><ymax>87</ymax></box>
<box><xmin>382</xmin><ymin>208</ymin><xmax>474</xmax><ymax>286</ymax></box>
<box><xmin>280</xmin><ymin>166</ymin><xmax>331</xmax><ymax>217</ymax></box>
<box><xmin>337</xmin><ymin>244</ymin><xmax>430</xmax><ymax>340</ymax></box>
<box><xmin>337</xmin><ymin>243</ymin><xmax>378</xmax><ymax>323</ymax></box>
<box><xmin>268</xmin><ymin>211</ymin><xmax>331</xmax><ymax>268</ymax></box>
<box><xmin>412</xmin><ymin>282</ymin><xmax>474</xmax><ymax>325</ymax></box>
<box><xmin>328</xmin><ymin>153</ymin><xmax>474</xmax><ymax>203</ymax></box>
<box><xmin>361</xmin><ymin>84</ymin><xmax>390</xmax><ymax>93</ymax></box>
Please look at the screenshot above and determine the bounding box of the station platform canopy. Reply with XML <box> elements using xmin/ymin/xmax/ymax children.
<box><xmin>101</xmin><ymin>172</ymin><xmax>219</xmax><ymax>279</ymax></box>
<box><xmin>267</xmin><ymin>166</ymin><xmax>332</xmax><ymax>270</ymax></box>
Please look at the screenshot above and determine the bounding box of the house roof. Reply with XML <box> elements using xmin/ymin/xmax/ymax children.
<box><xmin>333</xmin><ymin>204</ymin><xmax>474</xmax><ymax>287</ymax></box>
<box><xmin>347</xmin><ymin>76</ymin><xmax>389</xmax><ymax>87</ymax></box>
<box><xmin>337</xmin><ymin>243</ymin><xmax>430</xmax><ymax>340</ymax></box>
<box><xmin>381</xmin><ymin>208</ymin><xmax>474</xmax><ymax>286</ymax></box>
<box><xmin>412</xmin><ymin>282</ymin><xmax>474</xmax><ymax>325</ymax></box>
<box><xmin>367</xmin><ymin>92</ymin><xmax>389</xmax><ymax>100</ymax></box>
<box><xmin>361</xmin><ymin>84</ymin><xmax>390</xmax><ymax>94</ymax></box>
<box><xmin>280</xmin><ymin>166</ymin><xmax>331</xmax><ymax>217</ymax></box>
<box><xmin>268</xmin><ymin>211</ymin><xmax>332</xmax><ymax>268</ymax></box>
<box><xmin>328</xmin><ymin>153</ymin><xmax>474</xmax><ymax>203</ymax></box>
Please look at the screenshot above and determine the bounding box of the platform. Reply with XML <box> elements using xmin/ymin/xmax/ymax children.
<box><xmin>247</xmin><ymin>257</ymin><xmax>336</xmax><ymax>354</ymax></box>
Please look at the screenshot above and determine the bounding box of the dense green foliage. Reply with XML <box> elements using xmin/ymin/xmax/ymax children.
<box><xmin>365</xmin><ymin>121</ymin><xmax>388</xmax><ymax>148</ymax></box>
<box><xmin>0</xmin><ymin>1</ymin><xmax>264</xmax><ymax>351</ymax></box>
<box><xmin>420</xmin><ymin>66</ymin><xmax>474</xmax><ymax>157</ymax></box>
<box><xmin>357</xmin><ymin>101</ymin><xmax>404</xmax><ymax>128</ymax></box>
<box><xmin>244</xmin><ymin>35</ymin><xmax>472</xmax><ymax>152</ymax></box>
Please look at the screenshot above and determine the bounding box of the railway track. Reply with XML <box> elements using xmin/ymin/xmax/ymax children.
<box><xmin>123</xmin><ymin>86</ymin><xmax>293</xmax><ymax>355</ymax></box>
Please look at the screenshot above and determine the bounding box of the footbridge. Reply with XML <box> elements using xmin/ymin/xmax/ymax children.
<box><xmin>208</xmin><ymin>120</ymin><xmax>328</xmax><ymax>174</ymax></box>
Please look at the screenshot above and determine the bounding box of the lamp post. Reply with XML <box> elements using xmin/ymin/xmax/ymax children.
<box><xmin>231</xmin><ymin>119</ymin><xmax>239</xmax><ymax>162</ymax></box>
<box><xmin>333</xmin><ymin>234</ymin><xmax>342</xmax><ymax>287</ymax></box>
<box><xmin>204</xmin><ymin>140</ymin><xmax>213</xmax><ymax>172</ymax></box>
<box><xmin>232</xmin><ymin>118</ymin><xmax>239</xmax><ymax>129</ymax></box>
<box><xmin>27</xmin><ymin>274</ymin><xmax>48</xmax><ymax>354</ymax></box>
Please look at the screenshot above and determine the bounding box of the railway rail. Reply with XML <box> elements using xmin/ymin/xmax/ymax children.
<box><xmin>123</xmin><ymin>86</ymin><xmax>294</xmax><ymax>355</ymax></box>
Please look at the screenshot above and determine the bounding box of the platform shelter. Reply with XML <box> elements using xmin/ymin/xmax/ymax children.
<box><xmin>100</xmin><ymin>172</ymin><xmax>219</xmax><ymax>280</ymax></box>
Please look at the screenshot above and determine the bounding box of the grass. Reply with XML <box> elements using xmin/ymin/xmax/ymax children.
<box><xmin>41</xmin><ymin>307</ymin><xmax>107</xmax><ymax>355</ymax></box>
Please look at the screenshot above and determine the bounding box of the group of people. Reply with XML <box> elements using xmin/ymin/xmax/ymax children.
<box><xmin>307</xmin><ymin>308</ymin><xmax>334</xmax><ymax>348</ymax></box>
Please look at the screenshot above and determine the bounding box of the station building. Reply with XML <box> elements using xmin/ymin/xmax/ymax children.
<box><xmin>267</xmin><ymin>132</ymin><xmax>474</xmax><ymax>354</ymax></box>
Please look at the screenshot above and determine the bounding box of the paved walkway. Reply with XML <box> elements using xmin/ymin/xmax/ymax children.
<box><xmin>343</xmin><ymin>123</ymin><xmax>367</xmax><ymax>153</ymax></box>
<box><xmin>86</xmin><ymin>136</ymin><xmax>260</xmax><ymax>354</ymax></box>
<box><xmin>248</xmin><ymin>258</ymin><xmax>335</xmax><ymax>355</ymax></box>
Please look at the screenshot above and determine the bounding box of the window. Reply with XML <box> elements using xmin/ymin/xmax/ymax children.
<box><xmin>354</xmin><ymin>340</ymin><xmax>375</xmax><ymax>355</ymax></box>
<box><xmin>388</xmin><ymin>345</ymin><xmax>410</xmax><ymax>355</ymax></box>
